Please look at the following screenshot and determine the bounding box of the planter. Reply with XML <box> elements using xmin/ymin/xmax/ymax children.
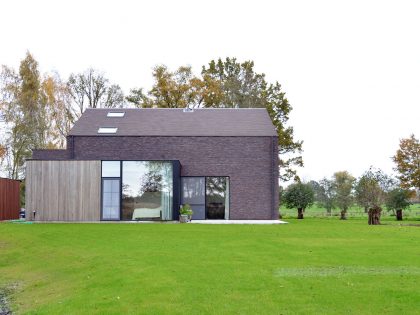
<box><xmin>179</xmin><ymin>214</ymin><xmax>189</xmax><ymax>223</ymax></box>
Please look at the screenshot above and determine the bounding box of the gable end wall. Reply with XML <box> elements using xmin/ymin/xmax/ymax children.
<box><xmin>71</xmin><ymin>136</ymin><xmax>279</xmax><ymax>220</ymax></box>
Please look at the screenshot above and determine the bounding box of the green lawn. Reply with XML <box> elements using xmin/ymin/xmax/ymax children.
<box><xmin>1</xmin><ymin>219</ymin><xmax>420</xmax><ymax>314</ymax></box>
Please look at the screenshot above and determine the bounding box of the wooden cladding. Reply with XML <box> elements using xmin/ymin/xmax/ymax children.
<box><xmin>0</xmin><ymin>178</ymin><xmax>20</xmax><ymax>220</ymax></box>
<box><xmin>26</xmin><ymin>160</ymin><xmax>101</xmax><ymax>221</ymax></box>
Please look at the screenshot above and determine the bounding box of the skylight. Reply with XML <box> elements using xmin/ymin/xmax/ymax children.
<box><xmin>107</xmin><ymin>112</ymin><xmax>125</xmax><ymax>117</ymax></box>
<box><xmin>98</xmin><ymin>127</ymin><xmax>118</xmax><ymax>134</ymax></box>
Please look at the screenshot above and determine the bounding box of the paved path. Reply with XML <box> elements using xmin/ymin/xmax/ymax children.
<box><xmin>190</xmin><ymin>220</ymin><xmax>288</xmax><ymax>224</ymax></box>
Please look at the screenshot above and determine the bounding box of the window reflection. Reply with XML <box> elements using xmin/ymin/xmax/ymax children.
<box><xmin>181</xmin><ymin>177</ymin><xmax>206</xmax><ymax>220</ymax></box>
<box><xmin>122</xmin><ymin>161</ymin><xmax>173</xmax><ymax>220</ymax></box>
<box><xmin>206</xmin><ymin>177</ymin><xmax>229</xmax><ymax>219</ymax></box>
<box><xmin>102</xmin><ymin>161</ymin><xmax>120</xmax><ymax>177</ymax></box>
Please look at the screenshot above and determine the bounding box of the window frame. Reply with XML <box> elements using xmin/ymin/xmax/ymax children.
<box><xmin>121</xmin><ymin>160</ymin><xmax>174</xmax><ymax>221</ymax></box>
<box><xmin>101</xmin><ymin>161</ymin><xmax>122</xmax><ymax>221</ymax></box>
<box><xmin>101</xmin><ymin>177</ymin><xmax>121</xmax><ymax>221</ymax></box>
<box><xmin>107</xmin><ymin>112</ymin><xmax>125</xmax><ymax>118</ymax></box>
<box><xmin>97</xmin><ymin>127</ymin><xmax>118</xmax><ymax>134</ymax></box>
<box><xmin>181</xmin><ymin>176</ymin><xmax>230</xmax><ymax>220</ymax></box>
<box><xmin>101</xmin><ymin>160</ymin><xmax>121</xmax><ymax>178</ymax></box>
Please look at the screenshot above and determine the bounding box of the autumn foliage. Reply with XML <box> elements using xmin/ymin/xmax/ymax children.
<box><xmin>392</xmin><ymin>134</ymin><xmax>420</xmax><ymax>191</ymax></box>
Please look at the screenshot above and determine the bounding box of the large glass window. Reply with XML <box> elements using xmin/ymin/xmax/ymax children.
<box><xmin>181</xmin><ymin>176</ymin><xmax>230</xmax><ymax>220</ymax></box>
<box><xmin>181</xmin><ymin>177</ymin><xmax>205</xmax><ymax>220</ymax></box>
<box><xmin>206</xmin><ymin>177</ymin><xmax>229</xmax><ymax>219</ymax></box>
<box><xmin>122</xmin><ymin>161</ymin><xmax>173</xmax><ymax>220</ymax></box>
<box><xmin>102</xmin><ymin>179</ymin><xmax>120</xmax><ymax>220</ymax></box>
<box><xmin>102</xmin><ymin>161</ymin><xmax>121</xmax><ymax>220</ymax></box>
<box><xmin>102</xmin><ymin>161</ymin><xmax>121</xmax><ymax>177</ymax></box>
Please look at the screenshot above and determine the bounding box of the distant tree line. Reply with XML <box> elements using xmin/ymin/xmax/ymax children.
<box><xmin>0</xmin><ymin>52</ymin><xmax>302</xmax><ymax>183</ymax></box>
<box><xmin>281</xmin><ymin>134</ymin><xmax>419</xmax><ymax>224</ymax></box>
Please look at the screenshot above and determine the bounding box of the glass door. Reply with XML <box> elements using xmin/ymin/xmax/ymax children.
<box><xmin>181</xmin><ymin>177</ymin><xmax>230</xmax><ymax>220</ymax></box>
<box><xmin>206</xmin><ymin>177</ymin><xmax>229</xmax><ymax>219</ymax></box>
<box><xmin>102</xmin><ymin>178</ymin><xmax>120</xmax><ymax>220</ymax></box>
<box><xmin>181</xmin><ymin>177</ymin><xmax>205</xmax><ymax>220</ymax></box>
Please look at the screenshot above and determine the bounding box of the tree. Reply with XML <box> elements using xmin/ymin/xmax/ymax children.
<box><xmin>282</xmin><ymin>182</ymin><xmax>314</xmax><ymax>219</ymax></box>
<box><xmin>355</xmin><ymin>175</ymin><xmax>383</xmax><ymax>213</ymax></box>
<box><xmin>127</xmin><ymin>65</ymin><xmax>223</xmax><ymax>109</ymax></box>
<box><xmin>354</xmin><ymin>167</ymin><xmax>396</xmax><ymax>225</ymax></box>
<box><xmin>308</xmin><ymin>180</ymin><xmax>321</xmax><ymax>200</ymax></box>
<box><xmin>308</xmin><ymin>179</ymin><xmax>335</xmax><ymax>214</ymax></box>
<box><xmin>202</xmin><ymin>58</ymin><xmax>303</xmax><ymax>181</ymax></box>
<box><xmin>386</xmin><ymin>188</ymin><xmax>412</xmax><ymax>221</ymax></box>
<box><xmin>355</xmin><ymin>167</ymin><xmax>396</xmax><ymax>209</ymax></box>
<box><xmin>333</xmin><ymin>171</ymin><xmax>355</xmax><ymax>220</ymax></box>
<box><xmin>128</xmin><ymin>57</ymin><xmax>303</xmax><ymax>181</ymax></box>
<box><xmin>0</xmin><ymin>144</ymin><xmax>5</xmax><ymax>160</ymax></box>
<box><xmin>0</xmin><ymin>52</ymin><xmax>52</xmax><ymax>179</ymax></box>
<box><xmin>67</xmin><ymin>68</ymin><xmax>125</xmax><ymax>117</ymax></box>
<box><xmin>138</xmin><ymin>170</ymin><xmax>163</xmax><ymax>195</ymax></box>
<box><xmin>1</xmin><ymin>54</ymin><xmax>126</xmax><ymax>179</ymax></box>
<box><xmin>148</xmin><ymin>65</ymin><xmax>202</xmax><ymax>108</ymax></box>
<box><xmin>41</xmin><ymin>73</ymin><xmax>75</xmax><ymax>147</ymax></box>
<box><xmin>201</xmin><ymin>58</ymin><xmax>267</xmax><ymax>108</ymax></box>
<box><xmin>317</xmin><ymin>178</ymin><xmax>336</xmax><ymax>214</ymax></box>
<box><xmin>279</xmin><ymin>185</ymin><xmax>284</xmax><ymax>218</ymax></box>
<box><xmin>392</xmin><ymin>134</ymin><xmax>420</xmax><ymax>193</ymax></box>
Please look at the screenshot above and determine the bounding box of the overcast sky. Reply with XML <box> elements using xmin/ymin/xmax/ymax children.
<box><xmin>1</xmin><ymin>0</ymin><xmax>419</xmax><ymax>182</ymax></box>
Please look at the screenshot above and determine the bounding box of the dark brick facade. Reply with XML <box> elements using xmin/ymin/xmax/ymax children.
<box><xmin>32</xmin><ymin>149</ymin><xmax>69</xmax><ymax>160</ymax></box>
<box><xmin>33</xmin><ymin>135</ymin><xmax>279</xmax><ymax>220</ymax></box>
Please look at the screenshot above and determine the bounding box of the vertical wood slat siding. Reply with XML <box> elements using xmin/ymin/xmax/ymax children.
<box><xmin>26</xmin><ymin>160</ymin><xmax>101</xmax><ymax>221</ymax></box>
<box><xmin>0</xmin><ymin>178</ymin><xmax>20</xmax><ymax>220</ymax></box>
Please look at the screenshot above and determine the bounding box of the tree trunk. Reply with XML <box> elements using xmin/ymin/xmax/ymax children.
<box><xmin>340</xmin><ymin>209</ymin><xmax>347</xmax><ymax>220</ymax></box>
<box><xmin>297</xmin><ymin>208</ymin><xmax>304</xmax><ymax>219</ymax></box>
<box><xmin>368</xmin><ymin>206</ymin><xmax>382</xmax><ymax>225</ymax></box>
<box><xmin>396</xmin><ymin>209</ymin><xmax>403</xmax><ymax>221</ymax></box>
<box><xmin>364</xmin><ymin>206</ymin><xmax>368</xmax><ymax>213</ymax></box>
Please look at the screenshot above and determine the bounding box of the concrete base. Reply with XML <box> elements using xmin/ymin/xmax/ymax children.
<box><xmin>27</xmin><ymin>220</ymin><xmax>288</xmax><ymax>224</ymax></box>
<box><xmin>191</xmin><ymin>219</ymin><xmax>288</xmax><ymax>224</ymax></box>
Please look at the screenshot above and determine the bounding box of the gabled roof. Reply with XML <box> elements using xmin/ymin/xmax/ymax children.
<box><xmin>68</xmin><ymin>108</ymin><xmax>277</xmax><ymax>137</ymax></box>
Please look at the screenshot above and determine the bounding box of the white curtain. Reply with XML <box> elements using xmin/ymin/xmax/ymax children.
<box><xmin>224</xmin><ymin>178</ymin><xmax>230</xmax><ymax>220</ymax></box>
<box><xmin>161</xmin><ymin>163</ymin><xmax>173</xmax><ymax>220</ymax></box>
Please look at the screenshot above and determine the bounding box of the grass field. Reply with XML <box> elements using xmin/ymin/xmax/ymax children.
<box><xmin>1</xmin><ymin>218</ymin><xmax>420</xmax><ymax>314</ymax></box>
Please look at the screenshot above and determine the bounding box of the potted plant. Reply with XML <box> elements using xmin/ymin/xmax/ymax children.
<box><xmin>179</xmin><ymin>204</ymin><xmax>193</xmax><ymax>223</ymax></box>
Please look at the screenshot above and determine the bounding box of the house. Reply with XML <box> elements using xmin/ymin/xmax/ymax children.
<box><xmin>0</xmin><ymin>178</ymin><xmax>20</xmax><ymax>220</ymax></box>
<box><xmin>25</xmin><ymin>108</ymin><xmax>279</xmax><ymax>221</ymax></box>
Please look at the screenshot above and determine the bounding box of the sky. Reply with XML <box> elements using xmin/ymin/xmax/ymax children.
<box><xmin>0</xmin><ymin>0</ymin><xmax>419</xmax><ymax>182</ymax></box>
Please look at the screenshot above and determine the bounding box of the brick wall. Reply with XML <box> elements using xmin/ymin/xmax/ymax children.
<box><xmin>70</xmin><ymin>136</ymin><xmax>279</xmax><ymax>219</ymax></box>
<box><xmin>32</xmin><ymin>149</ymin><xmax>69</xmax><ymax>160</ymax></box>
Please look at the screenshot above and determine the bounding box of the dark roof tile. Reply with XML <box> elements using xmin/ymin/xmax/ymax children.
<box><xmin>68</xmin><ymin>108</ymin><xmax>277</xmax><ymax>137</ymax></box>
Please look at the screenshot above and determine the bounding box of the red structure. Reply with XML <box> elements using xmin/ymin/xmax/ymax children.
<box><xmin>0</xmin><ymin>178</ymin><xmax>20</xmax><ymax>220</ymax></box>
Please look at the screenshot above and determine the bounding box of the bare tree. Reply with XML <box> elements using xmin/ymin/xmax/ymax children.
<box><xmin>41</xmin><ymin>73</ymin><xmax>76</xmax><ymax>147</ymax></box>
<box><xmin>67</xmin><ymin>68</ymin><xmax>124</xmax><ymax>117</ymax></box>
